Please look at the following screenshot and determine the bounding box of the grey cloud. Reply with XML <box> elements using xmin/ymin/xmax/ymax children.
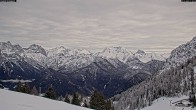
<box><xmin>0</xmin><ymin>0</ymin><xmax>195</xmax><ymax>53</ymax></box>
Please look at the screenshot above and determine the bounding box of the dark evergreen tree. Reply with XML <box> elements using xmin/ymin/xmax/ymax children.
<box><xmin>83</xmin><ymin>100</ymin><xmax>88</xmax><ymax>108</ymax></box>
<box><xmin>0</xmin><ymin>84</ymin><xmax>3</xmax><ymax>89</ymax></box>
<box><xmin>58</xmin><ymin>95</ymin><xmax>64</xmax><ymax>101</ymax></box>
<box><xmin>15</xmin><ymin>81</ymin><xmax>22</xmax><ymax>92</ymax></box>
<box><xmin>90</xmin><ymin>90</ymin><xmax>106</xmax><ymax>110</ymax></box>
<box><xmin>71</xmin><ymin>92</ymin><xmax>80</xmax><ymax>105</ymax></box>
<box><xmin>44</xmin><ymin>85</ymin><xmax>56</xmax><ymax>99</ymax></box>
<box><xmin>105</xmin><ymin>100</ymin><xmax>112</xmax><ymax>110</ymax></box>
<box><xmin>64</xmin><ymin>94</ymin><xmax>70</xmax><ymax>103</ymax></box>
<box><xmin>31</xmin><ymin>86</ymin><xmax>38</xmax><ymax>95</ymax></box>
<box><xmin>16</xmin><ymin>82</ymin><xmax>30</xmax><ymax>94</ymax></box>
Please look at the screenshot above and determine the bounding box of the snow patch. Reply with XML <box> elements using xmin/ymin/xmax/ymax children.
<box><xmin>0</xmin><ymin>89</ymin><xmax>91</xmax><ymax>110</ymax></box>
<box><xmin>0</xmin><ymin>79</ymin><xmax>34</xmax><ymax>83</ymax></box>
<box><xmin>137</xmin><ymin>96</ymin><xmax>196</xmax><ymax>110</ymax></box>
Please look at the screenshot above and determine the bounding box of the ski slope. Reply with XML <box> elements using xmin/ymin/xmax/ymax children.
<box><xmin>140</xmin><ymin>96</ymin><xmax>196</xmax><ymax>110</ymax></box>
<box><xmin>0</xmin><ymin>89</ymin><xmax>91</xmax><ymax>110</ymax></box>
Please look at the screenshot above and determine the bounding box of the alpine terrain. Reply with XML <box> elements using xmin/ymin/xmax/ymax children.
<box><xmin>112</xmin><ymin>36</ymin><xmax>196</xmax><ymax>110</ymax></box>
<box><xmin>0</xmin><ymin>42</ymin><xmax>165</xmax><ymax>98</ymax></box>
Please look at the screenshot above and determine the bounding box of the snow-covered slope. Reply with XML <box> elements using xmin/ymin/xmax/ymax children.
<box><xmin>111</xmin><ymin>36</ymin><xmax>196</xmax><ymax>110</ymax></box>
<box><xmin>46</xmin><ymin>46</ymin><xmax>94</xmax><ymax>72</ymax></box>
<box><xmin>166</xmin><ymin>36</ymin><xmax>196</xmax><ymax>68</ymax></box>
<box><xmin>23</xmin><ymin>44</ymin><xmax>48</xmax><ymax>67</ymax></box>
<box><xmin>47</xmin><ymin>46</ymin><xmax>91</xmax><ymax>57</ymax></box>
<box><xmin>94</xmin><ymin>47</ymin><xmax>165</xmax><ymax>70</ymax></box>
<box><xmin>25</xmin><ymin>44</ymin><xmax>47</xmax><ymax>56</ymax></box>
<box><xmin>95</xmin><ymin>47</ymin><xmax>133</xmax><ymax>63</ymax></box>
<box><xmin>139</xmin><ymin>96</ymin><xmax>195</xmax><ymax>110</ymax></box>
<box><xmin>134</xmin><ymin>50</ymin><xmax>165</xmax><ymax>63</ymax></box>
<box><xmin>0</xmin><ymin>89</ymin><xmax>90</xmax><ymax>110</ymax></box>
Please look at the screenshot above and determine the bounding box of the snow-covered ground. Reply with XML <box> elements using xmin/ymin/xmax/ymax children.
<box><xmin>140</xmin><ymin>96</ymin><xmax>196</xmax><ymax>110</ymax></box>
<box><xmin>0</xmin><ymin>89</ymin><xmax>91</xmax><ymax>110</ymax></box>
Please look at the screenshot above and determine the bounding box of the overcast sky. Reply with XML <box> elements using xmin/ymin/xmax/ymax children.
<box><xmin>0</xmin><ymin>0</ymin><xmax>195</xmax><ymax>53</ymax></box>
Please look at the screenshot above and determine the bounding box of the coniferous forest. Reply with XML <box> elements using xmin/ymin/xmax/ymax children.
<box><xmin>112</xmin><ymin>56</ymin><xmax>196</xmax><ymax>110</ymax></box>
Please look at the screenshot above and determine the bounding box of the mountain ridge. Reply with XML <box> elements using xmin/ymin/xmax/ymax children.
<box><xmin>0</xmin><ymin>41</ymin><xmax>166</xmax><ymax>98</ymax></box>
<box><xmin>112</xmin><ymin>36</ymin><xmax>196</xmax><ymax>110</ymax></box>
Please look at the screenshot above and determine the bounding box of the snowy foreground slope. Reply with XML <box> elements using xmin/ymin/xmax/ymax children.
<box><xmin>138</xmin><ymin>96</ymin><xmax>196</xmax><ymax>110</ymax></box>
<box><xmin>0</xmin><ymin>89</ymin><xmax>91</xmax><ymax>110</ymax></box>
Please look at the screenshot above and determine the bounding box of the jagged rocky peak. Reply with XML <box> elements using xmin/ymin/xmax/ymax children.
<box><xmin>48</xmin><ymin>46</ymin><xmax>66</xmax><ymax>54</ymax></box>
<box><xmin>190</xmin><ymin>36</ymin><xmax>196</xmax><ymax>42</ymax></box>
<box><xmin>27</xmin><ymin>44</ymin><xmax>47</xmax><ymax>56</ymax></box>
<box><xmin>188</xmin><ymin>36</ymin><xmax>196</xmax><ymax>49</ymax></box>
<box><xmin>47</xmin><ymin>46</ymin><xmax>91</xmax><ymax>58</ymax></box>
<box><xmin>0</xmin><ymin>41</ymin><xmax>24</xmax><ymax>54</ymax></box>
<box><xmin>13</xmin><ymin>44</ymin><xmax>22</xmax><ymax>49</ymax></box>
<box><xmin>170</xmin><ymin>36</ymin><xmax>196</xmax><ymax>57</ymax></box>
<box><xmin>166</xmin><ymin>36</ymin><xmax>196</xmax><ymax>67</ymax></box>
<box><xmin>103</xmin><ymin>46</ymin><xmax>129</xmax><ymax>53</ymax></box>
<box><xmin>66</xmin><ymin>48</ymin><xmax>91</xmax><ymax>56</ymax></box>
<box><xmin>12</xmin><ymin>44</ymin><xmax>24</xmax><ymax>53</ymax></box>
<box><xmin>135</xmin><ymin>49</ymin><xmax>146</xmax><ymax>55</ymax></box>
<box><xmin>47</xmin><ymin>46</ymin><xmax>66</xmax><ymax>57</ymax></box>
<box><xmin>171</xmin><ymin>36</ymin><xmax>196</xmax><ymax>53</ymax></box>
<box><xmin>133</xmin><ymin>49</ymin><xmax>165</xmax><ymax>63</ymax></box>
<box><xmin>103</xmin><ymin>46</ymin><xmax>132</xmax><ymax>55</ymax></box>
<box><xmin>6</xmin><ymin>41</ymin><xmax>11</xmax><ymax>45</ymax></box>
<box><xmin>95</xmin><ymin>46</ymin><xmax>133</xmax><ymax>62</ymax></box>
<box><xmin>0</xmin><ymin>41</ymin><xmax>12</xmax><ymax>48</ymax></box>
<box><xmin>74</xmin><ymin>48</ymin><xmax>91</xmax><ymax>55</ymax></box>
<box><xmin>133</xmin><ymin>49</ymin><xmax>146</xmax><ymax>58</ymax></box>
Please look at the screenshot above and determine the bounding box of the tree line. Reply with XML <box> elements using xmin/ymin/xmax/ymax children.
<box><xmin>15</xmin><ymin>82</ymin><xmax>112</xmax><ymax>110</ymax></box>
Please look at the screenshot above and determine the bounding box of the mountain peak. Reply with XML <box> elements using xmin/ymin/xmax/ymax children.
<box><xmin>102</xmin><ymin>46</ymin><xmax>129</xmax><ymax>53</ymax></box>
<box><xmin>28</xmin><ymin>44</ymin><xmax>41</xmax><ymax>48</ymax></box>
<box><xmin>134</xmin><ymin>50</ymin><xmax>165</xmax><ymax>63</ymax></box>
<box><xmin>6</xmin><ymin>41</ymin><xmax>11</xmax><ymax>45</ymax></box>
<box><xmin>27</xmin><ymin>44</ymin><xmax>46</xmax><ymax>56</ymax></box>
<box><xmin>95</xmin><ymin>46</ymin><xmax>132</xmax><ymax>62</ymax></box>
<box><xmin>167</xmin><ymin>36</ymin><xmax>196</xmax><ymax>68</ymax></box>
<box><xmin>135</xmin><ymin>50</ymin><xmax>146</xmax><ymax>55</ymax></box>
<box><xmin>0</xmin><ymin>41</ymin><xmax>24</xmax><ymax>54</ymax></box>
<box><xmin>47</xmin><ymin>46</ymin><xmax>68</xmax><ymax>57</ymax></box>
<box><xmin>191</xmin><ymin>36</ymin><xmax>196</xmax><ymax>42</ymax></box>
<box><xmin>58</xmin><ymin>46</ymin><xmax>65</xmax><ymax>49</ymax></box>
<box><xmin>74</xmin><ymin>49</ymin><xmax>91</xmax><ymax>55</ymax></box>
<box><xmin>0</xmin><ymin>41</ymin><xmax>12</xmax><ymax>46</ymax></box>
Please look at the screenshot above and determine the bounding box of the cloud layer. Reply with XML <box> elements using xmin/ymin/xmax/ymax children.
<box><xmin>0</xmin><ymin>0</ymin><xmax>196</xmax><ymax>53</ymax></box>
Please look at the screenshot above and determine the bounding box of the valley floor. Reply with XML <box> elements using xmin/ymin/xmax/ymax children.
<box><xmin>0</xmin><ymin>89</ymin><xmax>90</xmax><ymax>110</ymax></box>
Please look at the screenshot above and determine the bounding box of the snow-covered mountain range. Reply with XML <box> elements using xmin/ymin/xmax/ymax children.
<box><xmin>0</xmin><ymin>41</ymin><xmax>166</xmax><ymax>72</ymax></box>
<box><xmin>0</xmin><ymin>41</ymin><xmax>166</xmax><ymax>98</ymax></box>
<box><xmin>2</xmin><ymin>38</ymin><xmax>196</xmax><ymax>110</ymax></box>
<box><xmin>95</xmin><ymin>46</ymin><xmax>165</xmax><ymax>63</ymax></box>
<box><xmin>2</xmin><ymin>36</ymin><xmax>195</xmax><ymax>110</ymax></box>
<box><xmin>134</xmin><ymin>49</ymin><xmax>166</xmax><ymax>63</ymax></box>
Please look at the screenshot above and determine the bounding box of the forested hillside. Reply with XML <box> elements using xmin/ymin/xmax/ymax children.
<box><xmin>112</xmin><ymin>56</ymin><xmax>196</xmax><ymax>110</ymax></box>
